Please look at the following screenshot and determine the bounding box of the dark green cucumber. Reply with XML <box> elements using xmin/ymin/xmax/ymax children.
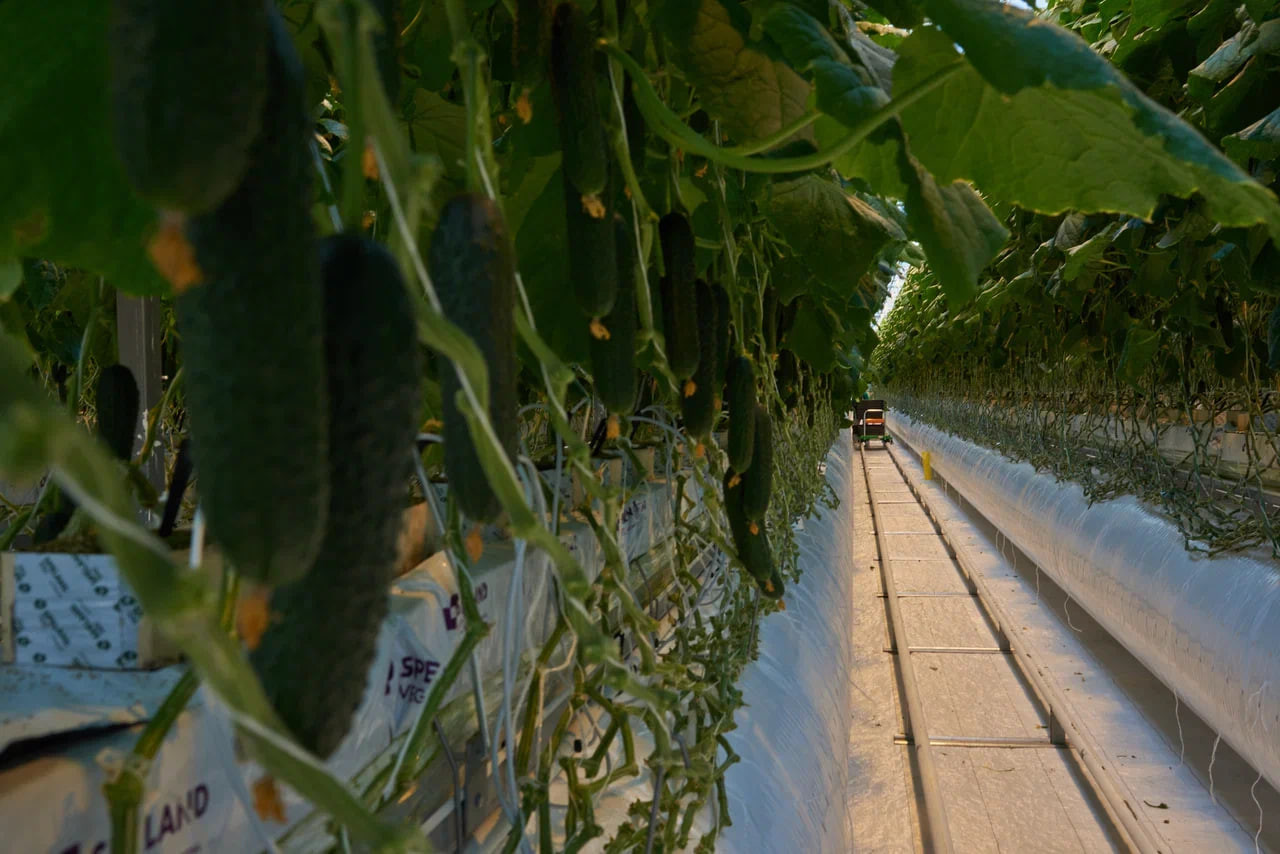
<box><xmin>563</xmin><ymin>169</ymin><xmax>617</xmax><ymax>318</ymax></box>
<box><xmin>35</xmin><ymin>364</ymin><xmax>141</xmax><ymax>545</ymax></box>
<box><xmin>763</xmin><ymin>287</ymin><xmax>779</xmax><ymax>353</ymax></box>
<box><xmin>681</xmin><ymin>280</ymin><xmax>718</xmax><ymax>437</ymax></box>
<box><xmin>622</xmin><ymin>74</ymin><xmax>646</xmax><ymax>174</ymax></box>
<box><xmin>109</xmin><ymin>0</ymin><xmax>268</xmax><ymax>213</ymax></box>
<box><xmin>776</xmin><ymin>349</ymin><xmax>798</xmax><ymax>402</ymax></box>
<box><xmin>725</xmin><ymin>356</ymin><xmax>756</xmax><ymax>472</ymax></box>
<box><xmin>96</xmin><ymin>364</ymin><xmax>140</xmax><ymax>461</ymax></box>
<box><xmin>713</xmin><ymin>284</ymin><xmax>730</xmax><ymax>389</ymax></box>
<box><xmin>370</xmin><ymin>0</ymin><xmax>402</xmax><ymax>103</ymax></box>
<box><xmin>252</xmin><ymin>234</ymin><xmax>421</xmax><ymax>759</ymax></box>
<box><xmin>550</xmin><ymin>3</ymin><xmax>608</xmax><ymax>197</ymax></box>
<box><xmin>659</xmin><ymin>212</ymin><xmax>699</xmax><ymax>379</ymax></box>
<box><xmin>589</xmin><ymin>214</ymin><xmax>638</xmax><ymax>414</ymax></box>
<box><xmin>430</xmin><ymin>193</ymin><xmax>519</xmax><ymax>523</ymax></box>
<box><xmin>514</xmin><ymin>0</ymin><xmax>552</xmax><ymax>93</ymax></box>
<box><xmin>178</xmin><ymin>11</ymin><xmax>328</xmax><ymax>586</ymax></box>
<box><xmin>742</xmin><ymin>405</ymin><xmax>773</xmax><ymax>522</ymax></box>
<box><xmin>724</xmin><ymin>469</ymin><xmax>772</xmax><ymax>584</ymax></box>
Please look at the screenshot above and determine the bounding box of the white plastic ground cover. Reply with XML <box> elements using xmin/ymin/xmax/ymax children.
<box><xmin>719</xmin><ymin>433</ymin><xmax>857</xmax><ymax>854</ymax></box>
<box><xmin>0</xmin><ymin>478</ymin><xmax>698</xmax><ymax>852</ymax></box>
<box><xmin>889</xmin><ymin>412</ymin><xmax>1280</xmax><ymax>793</ymax></box>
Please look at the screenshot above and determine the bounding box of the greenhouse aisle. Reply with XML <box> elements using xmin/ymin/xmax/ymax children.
<box><xmin>839</xmin><ymin>430</ymin><xmax>1280</xmax><ymax>853</ymax></box>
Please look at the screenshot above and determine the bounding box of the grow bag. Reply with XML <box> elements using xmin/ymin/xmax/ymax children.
<box><xmin>890</xmin><ymin>413</ymin><xmax>1280</xmax><ymax>792</ymax></box>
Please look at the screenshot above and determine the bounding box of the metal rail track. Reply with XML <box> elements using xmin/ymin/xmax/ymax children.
<box><xmin>859</xmin><ymin>441</ymin><xmax>1167</xmax><ymax>853</ymax></box>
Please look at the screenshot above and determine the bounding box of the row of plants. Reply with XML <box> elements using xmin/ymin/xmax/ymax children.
<box><xmin>871</xmin><ymin>0</ymin><xmax>1280</xmax><ymax>556</ymax></box>
<box><xmin>3</xmin><ymin>0</ymin><xmax>1280</xmax><ymax>850</ymax></box>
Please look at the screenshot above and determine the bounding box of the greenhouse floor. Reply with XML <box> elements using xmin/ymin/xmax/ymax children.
<box><xmin>844</xmin><ymin>440</ymin><xmax>1280</xmax><ymax>853</ymax></box>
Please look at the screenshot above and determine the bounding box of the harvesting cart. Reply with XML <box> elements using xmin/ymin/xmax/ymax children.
<box><xmin>854</xmin><ymin>400</ymin><xmax>893</xmax><ymax>446</ymax></box>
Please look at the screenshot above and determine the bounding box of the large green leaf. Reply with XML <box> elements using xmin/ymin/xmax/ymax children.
<box><xmin>781</xmin><ymin>299</ymin><xmax>840</xmax><ymax>372</ymax></box>
<box><xmin>1224</xmin><ymin>107</ymin><xmax>1280</xmax><ymax>163</ymax></box>
<box><xmin>0</xmin><ymin>1</ymin><xmax>169</xmax><ymax>295</ymax></box>
<box><xmin>1118</xmin><ymin>326</ymin><xmax>1162</xmax><ymax>385</ymax></box>
<box><xmin>764</xmin><ymin>175</ymin><xmax>900</xmax><ymax>294</ymax></box>
<box><xmin>655</xmin><ymin>0</ymin><xmax>812</xmax><ymax>144</ymax></box>
<box><xmin>898</xmin><ymin>150</ymin><xmax>1008</xmax><ymax>306</ymax></box>
<box><xmin>894</xmin><ymin>19</ymin><xmax>1280</xmax><ymax>238</ymax></box>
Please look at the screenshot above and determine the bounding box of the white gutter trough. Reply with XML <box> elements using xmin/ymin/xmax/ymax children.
<box><xmin>889</xmin><ymin>412</ymin><xmax>1280</xmax><ymax>793</ymax></box>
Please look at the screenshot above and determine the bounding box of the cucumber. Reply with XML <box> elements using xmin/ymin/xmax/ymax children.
<box><xmin>659</xmin><ymin>212</ymin><xmax>699</xmax><ymax>379</ymax></box>
<box><xmin>96</xmin><ymin>364</ymin><xmax>140</xmax><ymax>462</ymax></box>
<box><xmin>252</xmin><ymin>235</ymin><xmax>420</xmax><ymax>759</ymax></box>
<box><xmin>514</xmin><ymin>0</ymin><xmax>552</xmax><ymax>94</ymax></box>
<box><xmin>725</xmin><ymin>356</ymin><xmax>756</xmax><ymax>472</ymax></box>
<box><xmin>589</xmin><ymin>214</ymin><xmax>638</xmax><ymax>414</ymax></box>
<box><xmin>680</xmin><ymin>280</ymin><xmax>719</xmax><ymax>437</ymax></box>
<box><xmin>550</xmin><ymin>3</ymin><xmax>608</xmax><ymax>197</ymax></box>
<box><xmin>741</xmin><ymin>405</ymin><xmax>773</xmax><ymax>522</ymax></box>
<box><xmin>178</xmin><ymin>11</ymin><xmax>328</xmax><ymax>586</ymax></box>
<box><xmin>776</xmin><ymin>349</ymin><xmax>798</xmax><ymax>402</ymax></box>
<box><xmin>713</xmin><ymin>284</ymin><xmax>730</xmax><ymax>389</ymax></box>
<box><xmin>763</xmin><ymin>287</ymin><xmax>778</xmax><ymax>353</ymax></box>
<box><xmin>724</xmin><ymin>469</ymin><xmax>772</xmax><ymax>584</ymax></box>
<box><xmin>430</xmin><ymin>193</ymin><xmax>519</xmax><ymax>523</ymax></box>
<box><xmin>760</xmin><ymin>565</ymin><xmax>785</xmax><ymax>599</ymax></box>
<box><xmin>371</xmin><ymin>0</ymin><xmax>402</xmax><ymax>103</ymax></box>
<box><xmin>622</xmin><ymin>74</ymin><xmax>646</xmax><ymax>174</ymax></box>
<box><xmin>109</xmin><ymin>0</ymin><xmax>268</xmax><ymax>213</ymax></box>
<box><xmin>562</xmin><ymin>169</ymin><xmax>617</xmax><ymax>318</ymax></box>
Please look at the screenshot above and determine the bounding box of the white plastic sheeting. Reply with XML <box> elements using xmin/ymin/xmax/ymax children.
<box><xmin>721</xmin><ymin>432</ymin><xmax>857</xmax><ymax>854</ymax></box>
<box><xmin>890</xmin><ymin>413</ymin><xmax>1280</xmax><ymax>793</ymax></box>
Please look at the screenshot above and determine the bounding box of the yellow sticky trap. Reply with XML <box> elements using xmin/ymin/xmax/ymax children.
<box><xmin>581</xmin><ymin>194</ymin><xmax>606</xmax><ymax>219</ymax></box>
<box><xmin>922</xmin><ymin>451</ymin><xmax>933</xmax><ymax>481</ymax></box>
<box><xmin>252</xmin><ymin>776</ymin><xmax>287</xmax><ymax>823</ymax></box>
<box><xmin>590</xmin><ymin>318</ymin><xmax>611</xmax><ymax>340</ymax></box>
<box><xmin>147</xmin><ymin>211</ymin><xmax>203</xmax><ymax>292</ymax></box>
<box><xmin>606</xmin><ymin>415</ymin><xmax>620</xmax><ymax>440</ymax></box>
<box><xmin>683</xmin><ymin>380</ymin><xmax>697</xmax><ymax>398</ymax></box>
<box><xmin>236</xmin><ymin>585</ymin><xmax>273</xmax><ymax>651</ymax></box>
<box><xmin>516</xmin><ymin>90</ymin><xmax>533</xmax><ymax>124</ymax></box>
<box><xmin>465</xmin><ymin>525</ymin><xmax>485</xmax><ymax>563</ymax></box>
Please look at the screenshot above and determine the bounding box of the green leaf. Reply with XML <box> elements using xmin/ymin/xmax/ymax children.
<box><xmin>898</xmin><ymin>149</ymin><xmax>1008</xmax><ymax>307</ymax></box>
<box><xmin>893</xmin><ymin>22</ymin><xmax>1280</xmax><ymax>239</ymax></box>
<box><xmin>406</xmin><ymin>90</ymin><xmax>469</xmax><ymax>173</ymax></box>
<box><xmin>782</xmin><ymin>299</ymin><xmax>839</xmax><ymax>372</ymax></box>
<box><xmin>0</xmin><ymin>0</ymin><xmax>168</xmax><ymax>296</ymax></box>
<box><xmin>812</xmin><ymin>60</ymin><xmax>891</xmax><ymax>128</ymax></box>
<box><xmin>513</xmin><ymin>169</ymin><xmax>589</xmax><ymax>366</ymax></box>
<box><xmin>0</xmin><ymin>261</ymin><xmax>21</xmax><ymax>302</ymax></box>
<box><xmin>1224</xmin><ymin>107</ymin><xmax>1280</xmax><ymax>164</ymax></box>
<box><xmin>655</xmin><ymin>0</ymin><xmax>812</xmax><ymax>145</ymax></box>
<box><xmin>765</xmin><ymin>175</ymin><xmax>900</xmax><ymax>294</ymax></box>
<box><xmin>1060</xmin><ymin>227</ymin><xmax>1115</xmax><ymax>281</ymax></box>
<box><xmin>1118</xmin><ymin>326</ymin><xmax>1161</xmax><ymax>385</ymax></box>
<box><xmin>817</xmin><ymin>117</ymin><xmax>908</xmax><ymax>197</ymax></box>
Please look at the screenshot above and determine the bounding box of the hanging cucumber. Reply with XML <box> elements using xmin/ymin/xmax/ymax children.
<box><xmin>34</xmin><ymin>364</ymin><xmax>142</xmax><ymax>545</ymax></box>
<box><xmin>430</xmin><ymin>194</ymin><xmax>519</xmax><ymax>523</ymax></box>
<box><xmin>725</xmin><ymin>356</ymin><xmax>756</xmax><ymax>472</ymax></box>
<box><xmin>562</xmin><ymin>169</ymin><xmax>618</xmax><ymax>319</ymax></box>
<box><xmin>109</xmin><ymin>0</ymin><xmax>269</xmax><ymax>213</ymax></box>
<box><xmin>178</xmin><ymin>11</ymin><xmax>328</xmax><ymax>586</ymax></box>
<box><xmin>252</xmin><ymin>234</ymin><xmax>421</xmax><ymax>759</ymax></box>
<box><xmin>681</xmin><ymin>280</ymin><xmax>719</xmax><ymax>437</ymax></box>
<box><xmin>550</xmin><ymin>2</ymin><xmax>608</xmax><ymax>198</ymax></box>
<box><xmin>742</xmin><ymin>405</ymin><xmax>773</xmax><ymax>523</ymax></box>
<box><xmin>659</xmin><ymin>212</ymin><xmax>699</xmax><ymax>379</ymax></box>
<box><xmin>724</xmin><ymin>469</ymin><xmax>773</xmax><ymax>585</ymax></box>
<box><xmin>763</xmin><ymin>288</ymin><xmax>779</xmax><ymax>354</ymax></box>
<box><xmin>713</xmin><ymin>284</ymin><xmax>731</xmax><ymax>389</ymax></box>
<box><xmin>95</xmin><ymin>364</ymin><xmax>141</xmax><ymax>462</ymax></box>
<box><xmin>590</xmin><ymin>214</ymin><xmax>638</xmax><ymax>415</ymax></box>
<box><xmin>514</xmin><ymin>0</ymin><xmax>552</xmax><ymax>104</ymax></box>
